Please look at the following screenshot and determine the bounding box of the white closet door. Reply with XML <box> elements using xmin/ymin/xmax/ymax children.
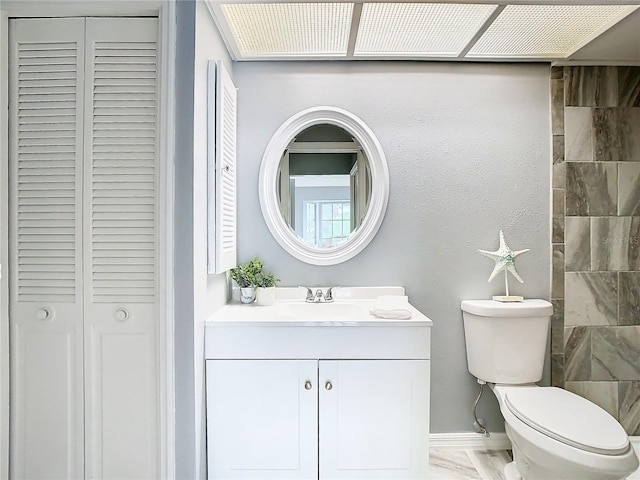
<box><xmin>9</xmin><ymin>18</ymin><xmax>86</xmax><ymax>479</ymax></box>
<box><xmin>82</xmin><ymin>18</ymin><xmax>159</xmax><ymax>479</ymax></box>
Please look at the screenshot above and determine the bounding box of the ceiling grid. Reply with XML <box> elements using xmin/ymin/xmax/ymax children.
<box><xmin>207</xmin><ymin>1</ymin><xmax>640</xmax><ymax>62</ymax></box>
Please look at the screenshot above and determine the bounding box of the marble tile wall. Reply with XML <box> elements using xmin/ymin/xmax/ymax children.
<box><xmin>551</xmin><ymin>66</ymin><xmax>640</xmax><ymax>435</ymax></box>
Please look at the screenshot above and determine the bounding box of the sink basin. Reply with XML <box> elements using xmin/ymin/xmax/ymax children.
<box><xmin>275</xmin><ymin>301</ymin><xmax>369</xmax><ymax>320</ymax></box>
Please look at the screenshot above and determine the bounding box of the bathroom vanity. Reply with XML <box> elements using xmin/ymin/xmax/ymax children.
<box><xmin>204</xmin><ymin>287</ymin><xmax>432</xmax><ymax>480</ymax></box>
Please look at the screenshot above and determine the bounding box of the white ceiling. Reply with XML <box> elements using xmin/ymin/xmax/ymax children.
<box><xmin>206</xmin><ymin>0</ymin><xmax>640</xmax><ymax>64</ymax></box>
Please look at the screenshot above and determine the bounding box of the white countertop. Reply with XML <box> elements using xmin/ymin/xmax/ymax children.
<box><xmin>206</xmin><ymin>287</ymin><xmax>433</xmax><ymax>327</ymax></box>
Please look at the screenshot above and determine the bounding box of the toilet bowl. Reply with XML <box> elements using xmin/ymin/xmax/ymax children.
<box><xmin>491</xmin><ymin>384</ymin><xmax>638</xmax><ymax>480</ymax></box>
<box><xmin>461</xmin><ymin>299</ymin><xmax>639</xmax><ymax>480</ymax></box>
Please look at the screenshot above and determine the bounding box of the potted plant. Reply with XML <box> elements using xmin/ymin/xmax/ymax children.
<box><xmin>254</xmin><ymin>270</ymin><xmax>280</xmax><ymax>306</ymax></box>
<box><xmin>229</xmin><ymin>257</ymin><xmax>264</xmax><ymax>303</ymax></box>
<box><xmin>229</xmin><ymin>257</ymin><xmax>279</xmax><ymax>305</ymax></box>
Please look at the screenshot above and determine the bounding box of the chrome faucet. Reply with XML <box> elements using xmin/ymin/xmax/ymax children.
<box><xmin>325</xmin><ymin>286</ymin><xmax>339</xmax><ymax>302</ymax></box>
<box><xmin>301</xmin><ymin>286</ymin><xmax>339</xmax><ymax>303</ymax></box>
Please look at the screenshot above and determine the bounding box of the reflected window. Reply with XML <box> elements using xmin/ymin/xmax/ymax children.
<box><xmin>303</xmin><ymin>199</ymin><xmax>351</xmax><ymax>248</ymax></box>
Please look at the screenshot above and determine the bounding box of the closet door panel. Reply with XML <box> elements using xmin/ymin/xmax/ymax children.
<box><xmin>9</xmin><ymin>18</ymin><xmax>85</xmax><ymax>479</ymax></box>
<box><xmin>82</xmin><ymin>18</ymin><xmax>160</xmax><ymax>479</ymax></box>
<box><xmin>84</xmin><ymin>305</ymin><xmax>157</xmax><ymax>479</ymax></box>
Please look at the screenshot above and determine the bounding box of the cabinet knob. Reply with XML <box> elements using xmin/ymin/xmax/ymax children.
<box><xmin>325</xmin><ymin>381</ymin><xmax>333</xmax><ymax>391</ymax></box>
<box><xmin>115</xmin><ymin>309</ymin><xmax>130</xmax><ymax>321</ymax></box>
<box><xmin>304</xmin><ymin>380</ymin><xmax>312</xmax><ymax>390</ymax></box>
<box><xmin>36</xmin><ymin>307</ymin><xmax>52</xmax><ymax>320</ymax></box>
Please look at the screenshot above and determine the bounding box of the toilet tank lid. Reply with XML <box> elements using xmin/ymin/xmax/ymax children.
<box><xmin>461</xmin><ymin>299</ymin><xmax>552</xmax><ymax>317</ymax></box>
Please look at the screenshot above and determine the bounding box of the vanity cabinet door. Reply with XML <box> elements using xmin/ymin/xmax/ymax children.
<box><xmin>318</xmin><ymin>360</ymin><xmax>430</xmax><ymax>480</ymax></box>
<box><xmin>206</xmin><ymin>360</ymin><xmax>318</xmax><ymax>480</ymax></box>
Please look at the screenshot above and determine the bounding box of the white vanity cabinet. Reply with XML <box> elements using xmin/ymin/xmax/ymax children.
<box><xmin>206</xmin><ymin>359</ymin><xmax>429</xmax><ymax>480</ymax></box>
<box><xmin>205</xmin><ymin>290</ymin><xmax>432</xmax><ymax>480</ymax></box>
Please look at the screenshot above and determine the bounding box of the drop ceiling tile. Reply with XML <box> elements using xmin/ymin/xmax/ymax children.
<box><xmin>354</xmin><ymin>3</ymin><xmax>498</xmax><ymax>57</ymax></box>
<box><xmin>467</xmin><ymin>4</ymin><xmax>637</xmax><ymax>58</ymax></box>
<box><xmin>220</xmin><ymin>3</ymin><xmax>353</xmax><ymax>57</ymax></box>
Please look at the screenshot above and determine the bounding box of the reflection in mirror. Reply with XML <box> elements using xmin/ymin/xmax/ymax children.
<box><xmin>276</xmin><ymin>124</ymin><xmax>371</xmax><ymax>248</ymax></box>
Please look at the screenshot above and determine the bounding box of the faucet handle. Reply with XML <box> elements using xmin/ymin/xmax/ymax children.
<box><xmin>325</xmin><ymin>286</ymin><xmax>341</xmax><ymax>302</ymax></box>
<box><xmin>299</xmin><ymin>286</ymin><xmax>315</xmax><ymax>302</ymax></box>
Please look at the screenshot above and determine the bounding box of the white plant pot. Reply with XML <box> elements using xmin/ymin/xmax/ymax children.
<box><xmin>239</xmin><ymin>287</ymin><xmax>256</xmax><ymax>304</ymax></box>
<box><xmin>255</xmin><ymin>287</ymin><xmax>276</xmax><ymax>306</ymax></box>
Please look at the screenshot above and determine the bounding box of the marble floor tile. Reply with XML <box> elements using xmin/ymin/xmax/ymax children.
<box><xmin>467</xmin><ymin>450</ymin><xmax>511</xmax><ymax>480</ymax></box>
<box><xmin>429</xmin><ymin>449</ymin><xmax>482</xmax><ymax>479</ymax></box>
<box><xmin>430</xmin><ymin>445</ymin><xmax>639</xmax><ymax>480</ymax></box>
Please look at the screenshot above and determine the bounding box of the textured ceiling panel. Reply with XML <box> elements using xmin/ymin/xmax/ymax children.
<box><xmin>354</xmin><ymin>3</ymin><xmax>498</xmax><ymax>56</ymax></box>
<box><xmin>467</xmin><ymin>4</ymin><xmax>635</xmax><ymax>57</ymax></box>
<box><xmin>220</xmin><ymin>3</ymin><xmax>353</xmax><ymax>57</ymax></box>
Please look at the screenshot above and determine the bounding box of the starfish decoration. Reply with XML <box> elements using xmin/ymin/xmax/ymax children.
<box><xmin>478</xmin><ymin>230</ymin><xmax>530</xmax><ymax>283</ymax></box>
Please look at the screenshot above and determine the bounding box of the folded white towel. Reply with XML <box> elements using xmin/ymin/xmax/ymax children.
<box><xmin>370</xmin><ymin>308</ymin><xmax>412</xmax><ymax>320</ymax></box>
<box><xmin>369</xmin><ymin>295</ymin><xmax>412</xmax><ymax>319</ymax></box>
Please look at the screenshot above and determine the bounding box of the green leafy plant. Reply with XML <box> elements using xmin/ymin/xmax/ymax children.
<box><xmin>229</xmin><ymin>257</ymin><xmax>263</xmax><ymax>288</ymax></box>
<box><xmin>254</xmin><ymin>270</ymin><xmax>280</xmax><ymax>288</ymax></box>
<box><xmin>229</xmin><ymin>257</ymin><xmax>279</xmax><ymax>288</ymax></box>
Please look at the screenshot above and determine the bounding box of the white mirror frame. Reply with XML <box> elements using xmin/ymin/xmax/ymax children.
<box><xmin>259</xmin><ymin>106</ymin><xmax>389</xmax><ymax>265</ymax></box>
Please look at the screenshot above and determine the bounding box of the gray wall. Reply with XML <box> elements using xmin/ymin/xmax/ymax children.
<box><xmin>175</xmin><ymin>1</ymin><xmax>232</xmax><ymax>478</ymax></box>
<box><xmin>235</xmin><ymin>61</ymin><xmax>552</xmax><ymax>433</ymax></box>
<box><xmin>193</xmin><ymin>1</ymin><xmax>233</xmax><ymax>477</ymax></box>
<box><xmin>174</xmin><ymin>1</ymin><xmax>196</xmax><ymax>476</ymax></box>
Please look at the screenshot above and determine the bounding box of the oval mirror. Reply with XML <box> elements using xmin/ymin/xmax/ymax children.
<box><xmin>259</xmin><ymin>106</ymin><xmax>389</xmax><ymax>265</ymax></box>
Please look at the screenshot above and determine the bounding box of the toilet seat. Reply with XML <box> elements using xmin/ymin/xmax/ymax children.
<box><xmin>504</xmin><ymin>387</ymin><xmax>630</xmax><ymax>455</ymax></box>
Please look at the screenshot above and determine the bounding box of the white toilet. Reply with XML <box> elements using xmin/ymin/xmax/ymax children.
<box><xmin>461</xmin><ymin>299</ymin><xmax>639</xmax><ymax>480</ymax></box>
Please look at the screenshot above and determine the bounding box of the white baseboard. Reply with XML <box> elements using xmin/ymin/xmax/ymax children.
<box><xmin>430</xmin><ymin>432</ymin><xmax>512</xmax><ymax>450</ymax></box>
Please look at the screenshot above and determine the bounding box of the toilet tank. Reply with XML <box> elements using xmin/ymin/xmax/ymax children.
<box><xmin>461</xmin><ymin>299</ymin><xmax>553</xmax><ymax>384</ymax></box>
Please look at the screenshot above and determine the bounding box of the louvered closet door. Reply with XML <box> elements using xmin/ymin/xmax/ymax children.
<box><xmin>82</xmin><ymin>18</ymin><xmax>160</xmax><ymax>479</ymax></box>
<box><xmin>9</xmin><ymin>18</ymin><xmax>86</xmax><ymax>479</ymax></box>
